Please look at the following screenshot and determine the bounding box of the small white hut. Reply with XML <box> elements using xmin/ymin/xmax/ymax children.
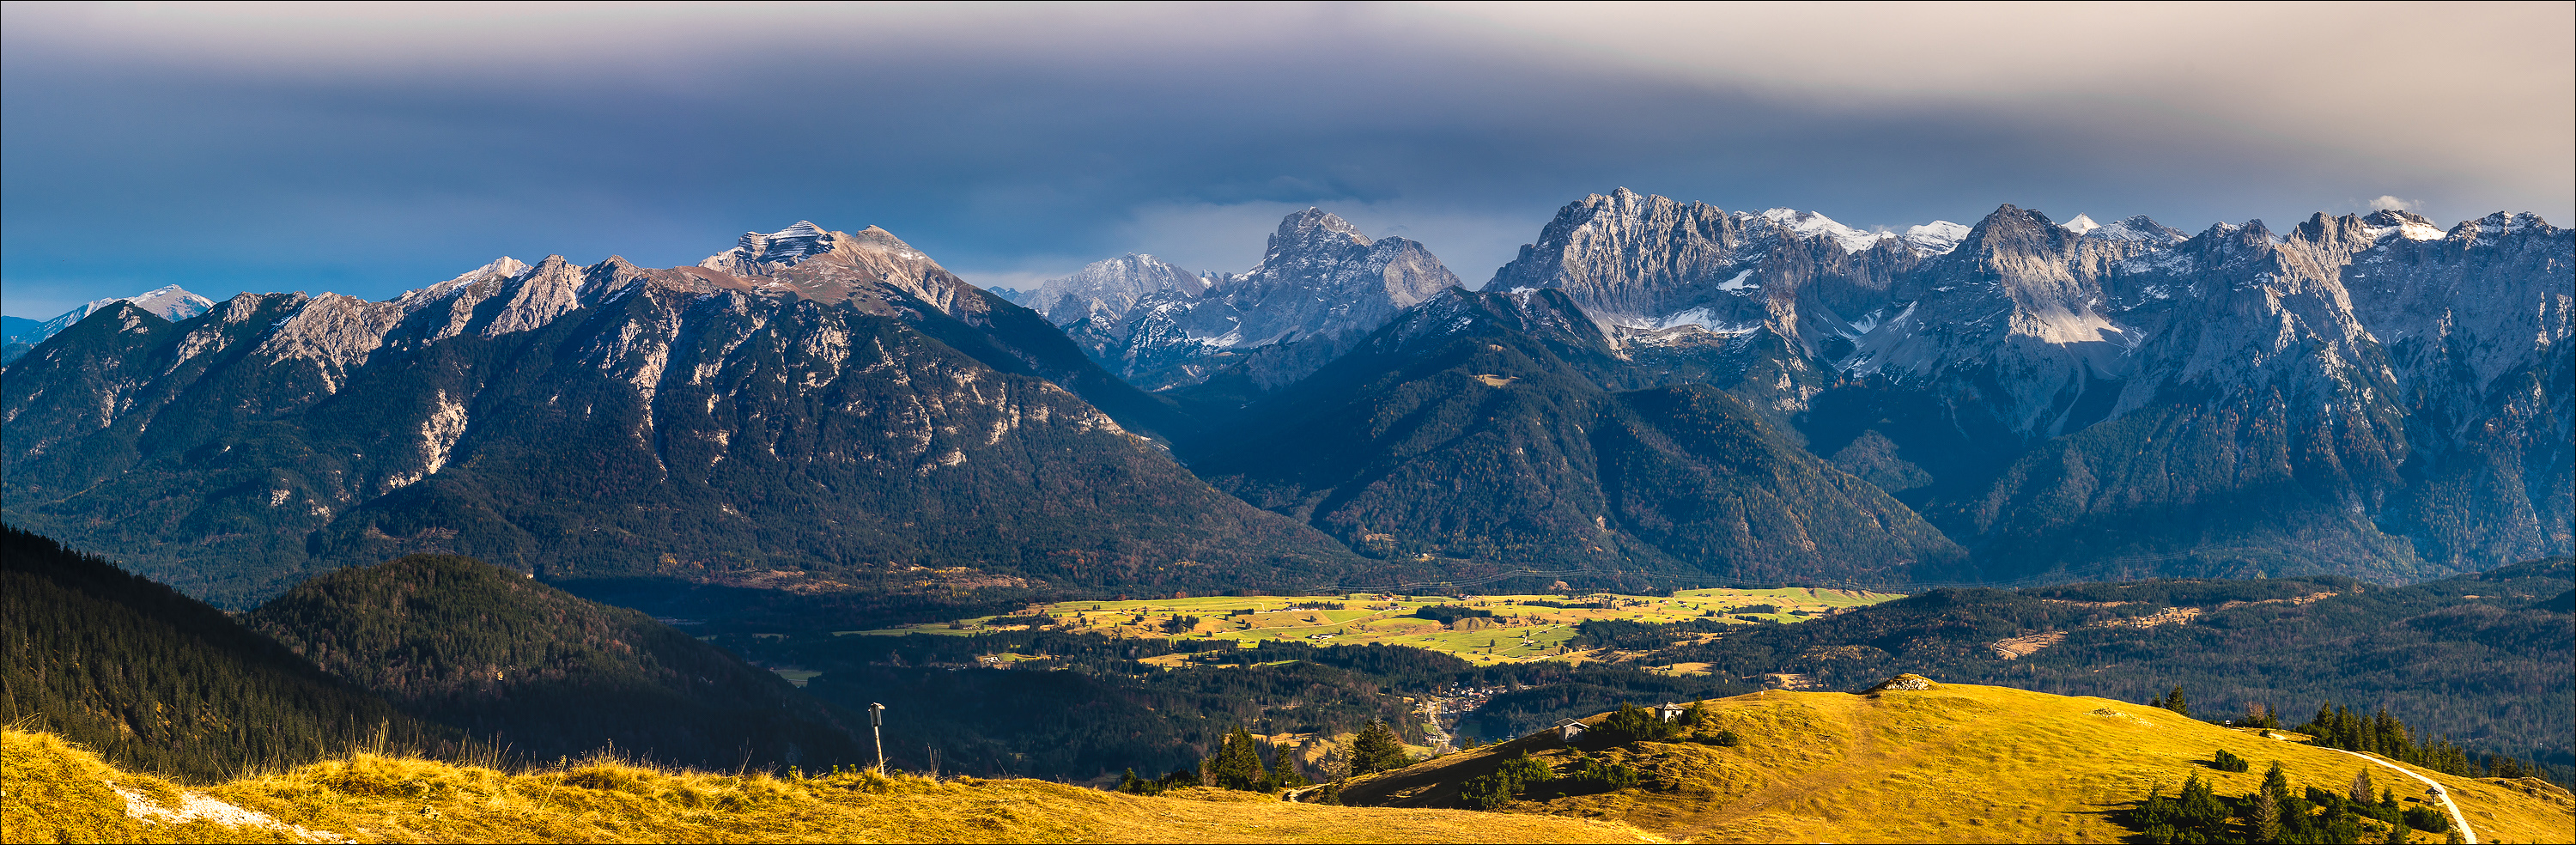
<box><xmin>1656</xmin><ymin>702</ymin><xmax>1688</xmax><ymax>722</ymax></box>
<box><xmin>1553</xmin><ymin>718</ymin><xmax>1586</xmax><ymax>741</ymax></box>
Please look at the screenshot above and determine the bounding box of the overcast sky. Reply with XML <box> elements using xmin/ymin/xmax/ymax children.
<box><xmin>4</xmin><ymin>2</ymin><xmax>2569</xmax><ymax>317</ymax></box>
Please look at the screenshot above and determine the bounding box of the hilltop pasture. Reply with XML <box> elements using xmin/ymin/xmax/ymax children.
<box><xmin>838</xmin><ymin>588</ymin><xmax>1901</xmax><ymax>666</ymax></box>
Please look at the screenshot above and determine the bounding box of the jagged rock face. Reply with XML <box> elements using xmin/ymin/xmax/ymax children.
<box><xmin>1894</xmin><ymin>211</ymin><xmax>2555</xmax><ymax>581</ymax></box>
<box><xmin>1048</xmin><ymin>209</ymin><xmax>1462</xmax><ymax>391</ymax></box>
<box><xmin>1485</xmin><ymin>188</ymin><xmax>1973</xmax><ymax>415</ymax></box>
<box><xmin>1</xmin><ymin>228</ymin><xmax>1359</xmax><ymax>611</ymax></box>
<box><xmin>1188</xmin><ymin>286</ymin><xmax>1965</xmax><ymax>587</ymax></box>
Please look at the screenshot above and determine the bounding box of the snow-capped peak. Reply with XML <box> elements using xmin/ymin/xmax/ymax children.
<box><xmin>447</xmin><ymin>257</ymin><xmax>530</xmax><ymax>284</ymax></box>
<box><xmin>1901</xmin><ymin>221</ymin><xmax>1971</xmax><ymax>255</ymax></box>
<box><xmin>2470</xmin><ymin>211</ymin><xmax>2550</xmax><ymax>238</ymax></box>
<box><xmin>2362</xmin><ymin>210</ymin><xmax>2446</xmax><ymax>242</ymax></box>
<box><xmin>1753</xmin><ymin>207</ymin><xmax>1886</xmax><ymax>253</ymax></box>
<box><xmin>706</xmin><ymin>221</ymin><xmax>839</xmax><ymax>270</ymax></box>
<box><xmin>28</xmin><ymin>284</ymin><xmax>216</xmax><ymax>341</ymax></box>
<box><xmin>2082</xmin><ymin>216</ymin><xmax>2188</xmax><ymax>244</ymax></box>
<box><xmin>2062</xmin><ymin>214</ymin><xmax>2101</xmax><ymax>235</ymax></box>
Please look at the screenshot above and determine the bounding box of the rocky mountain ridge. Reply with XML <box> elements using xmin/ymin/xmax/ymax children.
<box><xmin>1481</xmin><ymin>189</ymin><xmax>2569</xmax><ymax>581</ymax></box>
<box><xmin>1</xmin><ymin>222</ymin><xmax>1368</xmax><ymax>615</ymax></box>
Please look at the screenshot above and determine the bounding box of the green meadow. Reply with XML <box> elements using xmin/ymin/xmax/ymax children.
<box><xmin>838</xmin><ymin>587</ymin><xmax>1902</xmax><ymax>666</ymax></box>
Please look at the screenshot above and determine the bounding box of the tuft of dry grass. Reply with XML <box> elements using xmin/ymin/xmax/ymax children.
<box><xmin>3</xmin><ymin>727</ymin><xmax>1656</xmax><ymax>843</ymax></box>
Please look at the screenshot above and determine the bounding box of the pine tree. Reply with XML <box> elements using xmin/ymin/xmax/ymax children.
<box><xmin>1350</xmin><ymin>720</ymin><xmax>1412</xmax><ymax>775</ymax></box>
<box><xmin>2263</xmin><ymin>760</ymin><xmax>2293</xmax><ymax>804</ymax></box>
<box><xmin>1209</xmin><ymin>726</ymin><xmax>1269</xmax><ymax>791</ymax></box>
<box><xmin>2251</xmin><ymin>784</ymin><xmax>2284</xmax><ymax>842</ymax></box>
<box><xmin>2350</xmin><ymin>767</ymin><xmax>2374</xmax><ymax>803</ymax></box>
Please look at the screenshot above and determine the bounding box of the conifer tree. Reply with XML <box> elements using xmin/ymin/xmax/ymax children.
<box><xmin>2251</xmin><ymin>785</ymin><xmax>2283</xmax><ymax>842</ymax></box>
<box><xmin>1207</xmin><ymin>726</ymin><xmax>1270</xmax><ymax>790</ymax></box>
<box><xmin>2350</xmin><ymin>767</ymin><xmax>2374</xmax><ymax>803</ymax></box>
<box><xmin>1350</xmin><ymin>720</ymin><xmax>1412</xmax><ymax>775</ymax></box>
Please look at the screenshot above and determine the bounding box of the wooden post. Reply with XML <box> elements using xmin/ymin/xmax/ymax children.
<box><xmin>869</xmin><ymin>702</ymin><xmax>886</xmax><ymax>772</ymax></box>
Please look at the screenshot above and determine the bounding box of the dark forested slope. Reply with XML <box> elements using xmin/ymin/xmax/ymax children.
<box><xmin>1187</xmin><ymin>287</ymin><xmax>1963</xmax><ymax>588</ymax></box>
<box><xmin>0</xmin><ymin>526</ymin><xmax>420</xmax><ymax>781</ymax></box>
<box><xmin>242</xmin><ymin>554</ymin><xmax>866</xmax><ymax>769</ymax></box>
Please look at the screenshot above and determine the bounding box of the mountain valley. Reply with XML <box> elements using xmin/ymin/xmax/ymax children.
<box><xmin>3</xmin><ymin>192</ymin><xmax>2567</xmax><ymax>843</ymax></box>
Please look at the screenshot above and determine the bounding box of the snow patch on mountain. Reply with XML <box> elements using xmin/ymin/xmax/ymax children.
<box><xmin>1902</xmin><ymin>221</ymin><xmax>1971</xmax><ymax>255</ymax></box>
<box><xmin>704</xmin><ymin>221</ymin><xmax>838</xmax><ymax>271</ymax></box>
<box><xmin>1753</xmin><ymin>208</ymin><xmax>1886</xmax><ymax>253</ymax></box>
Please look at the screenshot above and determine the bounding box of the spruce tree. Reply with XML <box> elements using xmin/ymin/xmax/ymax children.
<box><xmin>2262</xmin><ymin>759</ymin><xmax>2292</xmax><ymax>804</ymax></box>
<box><xmin>1210</xmin><ymin>726</ymin><xmax>1269</xmax><ymax>791</ymax></box>
<box><xmin>2349</xmin><ymin>767</ymin><xmax>2374</xmax><ymax>803</ymax></box>
<box><xmin>2251</xmin><ymin>785</ymin><xmax>2283</xmax><ymax>842</ymax></box>
<box><xmin>1350</xmin><ymin>720</ymin><xmax>1412</xmax><ymax>775</ymax></box>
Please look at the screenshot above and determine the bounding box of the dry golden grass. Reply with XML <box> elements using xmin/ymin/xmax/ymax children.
<box><xmin>1</xmin><ymin>728</ymin><xmax>1655</xmax><ymax>844</ymax></box>
<box><xmin>1340</xmin><ymin>681</ymin><xmax>2576</xmax><ymax>844</ymax></box>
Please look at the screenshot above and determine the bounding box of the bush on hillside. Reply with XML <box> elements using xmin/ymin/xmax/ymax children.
<box><xmin>1461</xmin><ymin>752</ymin><xmax>1568</xmax><ymax>809</ymax></box>
<box><xmin>1561</xmin><ymin>756</ymin><xmax>1640</xmax><ymax>793</ymax></box>
<box><xmin>2211</xmin><ymin>749</ymin><xmax>2249</xmax><ymax>772</ymax></box>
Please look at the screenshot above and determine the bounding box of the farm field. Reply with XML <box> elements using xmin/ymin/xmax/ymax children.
<box><xmin>838</xmin><ymin>588</ymin><xmax>1903</xmax><ymax>666</ymax></box>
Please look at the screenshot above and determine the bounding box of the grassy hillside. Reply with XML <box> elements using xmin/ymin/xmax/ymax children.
<box><xmin>1643</xmin><ymin>560</ymin><xmax>2576</xmax><ymax>770</ymax></box>
<box><xmin>1333</xmin><ymin>681</ymin><xmax>2574</xmax><ymax>844</ymax></box>
<box><xmin>0</xmin><ymin>525</ymin><xmax>427</xmax><ymax>781</ymax></box>
<box><xmin>0</xmin><ymin>727</ymin><xmax>1655</xmax><ymax>844</ymax></box>
<box><xmin>241</xmin><ymin>554</ymin><xmax>868</xmax><ymax>771</ymax></box>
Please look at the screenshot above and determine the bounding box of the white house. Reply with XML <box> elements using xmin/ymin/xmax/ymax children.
<box><xmin>1553</xmin><ymin>718</ymin><xmax>1586</xmax><ymax>741</ymax></box>
<box><xmin>1656</xmin><ymin>702</ymin><xmax>1689</xmax><ymax>722</ymax></box>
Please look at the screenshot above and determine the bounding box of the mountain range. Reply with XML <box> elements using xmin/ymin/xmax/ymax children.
<box><xmin>3</xmin><ymin>194</ymin><xmax>2565</xmax><ymax>620</ymax></box>
<box><xmin>1</xmin><ymin>222</ymin><xmax>1376</xmax><ymax>618</ymax></box>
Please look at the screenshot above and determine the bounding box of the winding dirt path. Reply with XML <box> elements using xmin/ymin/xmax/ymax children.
<box><xmin>2318</xmin><ymin>747</ymin><xmax>2476</xmax><ymax>845</ymax></box>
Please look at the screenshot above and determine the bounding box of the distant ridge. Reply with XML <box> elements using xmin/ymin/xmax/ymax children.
<box><xmin>243</xmin><ymin>554</ymin><xmax>869</xmax><ymax>770</ymax></box>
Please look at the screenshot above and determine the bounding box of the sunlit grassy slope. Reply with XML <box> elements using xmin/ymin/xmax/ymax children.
<box><xmin>1335</xmin><ymin>681</ymin><xmax>2576</xmax><ymax>844</ymax></box>
<box><xmin>841</xmin><ymin>588</ymin><xmax>1899</xmax><ymax>666</ymax></box>
<box><xmin>0</xmin><ymin>728</ymin><xmax>1655</xmax><ymax>844</ymax></box>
